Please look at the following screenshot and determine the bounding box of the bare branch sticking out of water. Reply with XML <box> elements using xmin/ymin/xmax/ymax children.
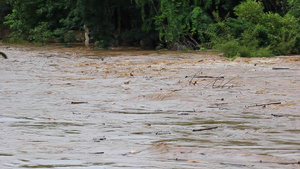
<box><xmin>212</xmin><ymin>74</ymin><xmax>224</xmax><ymax>88</ymax></box>
<box><xmin>210</xmin><ymin>75</ymin><xmax>236</xmax><ymax>89</ymax></box>
<box><xmin>187</xmin><ymin>69</ymin><xmax>202</xmax><ymax>85</ymax></box>
<box><xmin>203</xmin><ymin>74</ymin><xmax>223</xmax><ymax>88</ymax></box>
<box><xmin>221</xmin><ymin>77</ymin><xmax>237</xmax><ymax>88</ymax></box>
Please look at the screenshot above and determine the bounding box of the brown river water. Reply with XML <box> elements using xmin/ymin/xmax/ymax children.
<box><xmin>0</xmin><ymin>44</ymin><xmax>300</xmax><ymax>168</ymax></box>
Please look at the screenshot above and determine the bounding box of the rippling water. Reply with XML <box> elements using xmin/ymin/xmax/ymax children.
<box><xmin>1</xmin><ymin>45</ymin><xmax>299</xmax><ymax>168</ymax></box>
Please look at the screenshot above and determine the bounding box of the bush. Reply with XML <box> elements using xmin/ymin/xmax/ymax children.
<box><xmin>213</xmin><ymin>39</ymin><xmax>240</xmax><ymax>57</ymax></box>
<box><xmin>261</xmin><ymin>13</ymin><xmax>299</xmax><ymax>55</ymax></box>
<box><xmin>95</xmin><ymin>40</ymin><xmax>110</xmax><ymax>49</ymax></box>
<box><xmin>3</xmin><ymin>32</ymin><xmax>29</xmax><ymax>44</ymax></box>
<box><xmin>28</xmin><ymin>22</ymin><xmax>54</xmax><ymax>45</ymax></box>
<box><xmin>213</xmin><ymin>38</ymin><xmax>273</xmax><ymax>58</ymax></box>
<box><xmin>210</xmin><ymin>0</ymin><xmax>299</xmax><ymax>57</ymax></box>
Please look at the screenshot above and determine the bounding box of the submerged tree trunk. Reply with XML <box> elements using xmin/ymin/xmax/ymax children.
<box><xmin>84</xmin><ymin>25</ymin><xmax>89</xmax><ymax>47</ymax></box>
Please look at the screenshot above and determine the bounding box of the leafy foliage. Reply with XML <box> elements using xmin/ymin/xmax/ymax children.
<box><xmin>4</xmin><ymin>0</ymin><xmax>71</xmax><ymax>43</ymax></box>
<box><xmin>136</xmin><ymin>0</ymin><xmax>241</xmax><ymax>49</ymax></box>
<box><xmin>1</xmin><ymin>0</ymin><xmax>299</xmax><ymax>56</ymax></box>
<box><xmin>234</xmin><ymin>0</ymin><xmax>264</xmax><ymax>23</ymax></box>
<box><xmin>210</xmin><ymin>0</ymin><xmax>299</xmax><ymax>57</ymax></box>
<box><xmin>0</xmin><ymin>1</ymin><xmax>11</xmax><ymax>26</ymax></box>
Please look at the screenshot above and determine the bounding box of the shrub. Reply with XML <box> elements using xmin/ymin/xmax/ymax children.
<box><xmin>210</xmin><ymin>0</ymin><xmax>299</xmax><ymax>57</ymax></box>
<box><xmin>28</xmin><ymin>22</ymin><xmax>54</xmax><ymax>45</ymax></box>
<box><xmin>213</xmin><ymin>38</ymin><xmax>273</xmax><ymax>58</ymax></box>
<box><xmin>261</xmin><ymin>13</ymin><xmax>299</xmax><ymax>55</ymax></box>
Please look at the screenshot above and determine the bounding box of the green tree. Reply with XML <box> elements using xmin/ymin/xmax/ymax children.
<box><xmin>4</xmin><ymin>0</ymin><xmax>145</xmax><ymax>47</ymax></box>
<box><xmin>0</xmin><ymin>0</ymin><xmax>11</xmax><ymax>39</ymax></box>
<box><xmin>287</xmin><ymin>0</ymin><xmax>300</xmax><ymax>18</ymax></box>
<box><xmin>3</xmin><ymin>0</ymin><xmax>299</xmax><ymax>55</ymax></box>
<box><xmin>5</xmin><ymin>0</ymin><xmax>71</xmax><ymax>43</ymax></box>
<box><xmin>136</xmin><ymin>0</ymin><xmax>242</xmax><ymax>49</ymax></box>
<box><xmin>211</xmin><ymin>0</ymin><xmax>299</xmax><ymax>57</ymax></box>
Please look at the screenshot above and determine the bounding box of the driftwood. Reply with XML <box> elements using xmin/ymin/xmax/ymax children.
<box><xmin>272</xmin><ymin>67</ymin><xmax>289</xmax><ymax>70</ymax></box>
<box><xmin>185</xmin><ymin>75</ymin><xmax>224</xmax><ymax>79</ymax></box>
<box><xmin>246</xmin><ymin>102</ymin><xmax>281</xmax><ymax>108</ymax></box>
<box><xmin>271</xmin><ymin>114</ymin><xmax>284</xmax><ymax>117</ymax></box>
<box><xmin>220</xmin><ymin>162</ymin><xmax>247</xmax><ymax>167</ymax></box>
<box><xmin>260</xmin><ymin>160</ymin><xmax>300</xmax><ymax>165</ymax></box>
<box><xmin>71</xmin><ymin>101</ymin><xmax>88</xmax><ymax>104</ymax></box>
<box><xmin>174</xmin><ymin>158</ymin><xmax>206</xmax><ymax>163</ymax></box>
<box><xmin>192</xmin><ymin>127</ymin><xmax>218</xmax><ymax>132</ymax></box>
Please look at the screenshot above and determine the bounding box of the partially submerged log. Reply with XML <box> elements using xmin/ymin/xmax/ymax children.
<box><xmin>0</xmin><ymin>52</ymin><xmax>7</xmax><ymax>59</ymax></box>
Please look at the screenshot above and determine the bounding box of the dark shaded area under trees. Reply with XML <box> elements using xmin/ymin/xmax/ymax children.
<box><xmin>0</xmin><ymin>0</ymin><xmax>299</xmax><ymax>57</ymax></box>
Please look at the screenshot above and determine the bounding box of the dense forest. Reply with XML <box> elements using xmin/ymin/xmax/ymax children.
<box><xmin>0</xmin><ymin>0</ymin><xmax>299</xmax><ymax>57</ymax></box>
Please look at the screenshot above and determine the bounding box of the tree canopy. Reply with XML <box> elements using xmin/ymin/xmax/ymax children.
<box><xmin>0</xmin><ymin>0</ymin><xmax>299</xmax><ymax>57</ymax></box>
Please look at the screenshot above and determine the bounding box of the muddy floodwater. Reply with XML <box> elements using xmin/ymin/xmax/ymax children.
<box><xmin>0</xmin><ymin>44</ymin><xmax>300</xmax><ymax>168</ymax></box>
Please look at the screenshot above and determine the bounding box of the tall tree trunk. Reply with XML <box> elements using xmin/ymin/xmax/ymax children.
<box><xmin>84</xmin><ymin>25</ymin><xmax>89</xmax><ymax>47</ymax></box>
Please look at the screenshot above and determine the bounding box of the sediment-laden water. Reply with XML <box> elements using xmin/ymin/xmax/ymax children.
<box><xmin>1</xmin><ymin>44</ymin><xmax>299</xmax><ymax>168</ymax></box>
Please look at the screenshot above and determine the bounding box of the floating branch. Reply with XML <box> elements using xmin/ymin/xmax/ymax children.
<box><xmin>220</xmin><ymin>162</ymin><xmax>247</xmax><ymax>167</ymax></box>
<box><xmin>71</xmin><ymin>101</ymin><xmax>88</xmax><ymax>104</ymax></box>
<box><xmin>271</xmin><ymin>114</ymin><xmax>284</xmax><ymax>117</ymax></box>
<box><xmin>272</xmin><ymin>67</ymin><xmax>289</xmax><ymax>70</ymax></box>
<box><xmin>192</xmin><ymin>126</ymin><xmax>218</xmax><ymax>132</ymax></box>
<box><xmin>259</xmin><ymin>160</ymin><xmax>300</xmax><ymax>165</ymax></box>
<box><xmin>185</xmin><ymin>75</ymin><xmax>224</xmax><ymax>79</ymax></box>
<box><xmin>246</xmin><ymin>102</ymin><xmax>281</xmax><ymax>108</ymax></box>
